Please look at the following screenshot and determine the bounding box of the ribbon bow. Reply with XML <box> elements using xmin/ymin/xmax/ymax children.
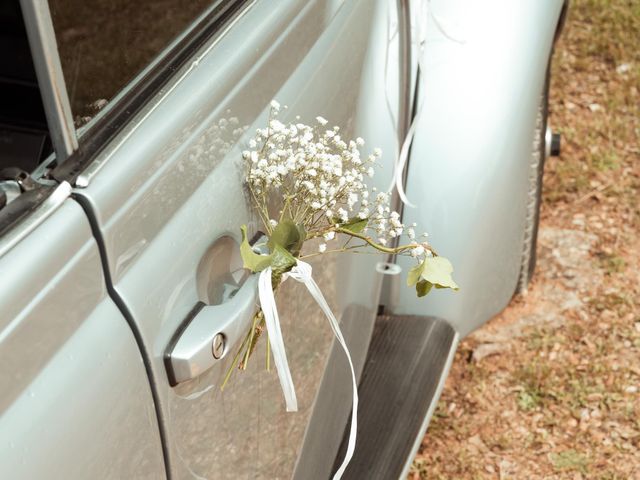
<box><xmin>258</xmin><ymin>260</ymin><xmax>358</xmax><ymax>480</ymax></box>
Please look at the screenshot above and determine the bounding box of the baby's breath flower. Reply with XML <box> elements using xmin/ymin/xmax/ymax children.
<box><xmin>230</xmin><ymin>105</ymin><xmax>451</xmax><ymax>387</ymax></box>
<box><xmin>242</xmin><ymin>103</ymin><xmax>431</xmax><ymax>261</ymax></box>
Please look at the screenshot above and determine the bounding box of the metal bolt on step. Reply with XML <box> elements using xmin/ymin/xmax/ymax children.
<box><xmin>545</xmin><ymin>126</ymin><xmax>562</xmax><ymax>158</ymax></box>
<box><xmin>550</xmin><ymin>132</ymin><xmax>561</xmax><ymax>156</ymax></box>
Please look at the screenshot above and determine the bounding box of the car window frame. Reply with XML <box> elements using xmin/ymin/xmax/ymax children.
<box><xmin>40</xmin><ymin>0</ymin><xmax>252</xmax><ymax>184</ymax></box>
<box><xmin>2</xmin><ymin>0</ymin><xmax>251</xmax><ymax>251</ymax></box>
<box><xmin>19</xmin><ymin>0</ymin><xmax>77</xmax><ymax>164</ymax></box>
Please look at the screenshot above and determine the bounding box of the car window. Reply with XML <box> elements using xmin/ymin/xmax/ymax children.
<box><xmin>0</xmin><ymin>2</ymin><xmax>52</xmax><ymax>173</ymax></box>
<box><xmin>48</xmin><ymin>0</ymin><xmax>216</xmax><ymax>130</ymax></box>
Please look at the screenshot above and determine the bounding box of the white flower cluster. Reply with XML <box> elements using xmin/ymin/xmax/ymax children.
<box><xmin>363</xmin><ymin>193</ymin><xmax>432</xmax><ymax>258</ymax></box>
<box><xmin>243</xmin><ymin>102</ymin><xmax>431</xmax><ymax>260</ymax></box>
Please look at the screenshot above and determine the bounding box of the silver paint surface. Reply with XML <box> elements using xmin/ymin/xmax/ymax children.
<box><xmin>0</xmin><ymin>182</ymin><xmax>71</xmax><ymax>258</ymax></box>
<box><xmin>0</xmin><ymin>201</ymin><xmax>165</xmax><ymax>479</ymax></box>
<box><xmin>2</xmin><ymin>0</ymin><xmax>568</xmax><ymax>476</ymax></box>
<box><xmin>74</xmin><ymin>0</ymin><xmax>401</xmax><ymax>477</ymax></box>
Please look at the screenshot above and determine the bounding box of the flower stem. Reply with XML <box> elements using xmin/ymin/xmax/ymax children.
<box><xmin>220</xmin><ymin>326</ymin><xmax>252</xmax><ymax>390</ymax></box>
<box><xmin>265</xmin><ymin>332</ymin><xmax>271</xmax><ymax>372</ymax></box>
<box><xmin>220</xmin><ymin>278</ymin><xmax>280</xmax><ymax>388</ymax></box>
<box><xmin>241</xmin><ymin>309</ymin><xmax>261</xmax><ymax>370</ymax></box>
<box><xmin>335</xmin><ymin>227</ymin><xmax>430</xmax><ymax>255</ymax></box>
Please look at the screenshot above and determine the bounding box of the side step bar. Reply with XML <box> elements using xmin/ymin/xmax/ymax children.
<box><xmin>333</xmin><ymin>315</ymin><xmax>458</xmax><ymax>479</ymax></box>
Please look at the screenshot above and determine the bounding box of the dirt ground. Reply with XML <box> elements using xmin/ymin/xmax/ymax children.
<box><xmin>410</xmin><ymin>1</ymin><xmax>639</xmax><ymax>479</ymax></box>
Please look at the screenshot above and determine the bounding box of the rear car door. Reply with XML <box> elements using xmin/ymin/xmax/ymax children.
<box><xmin>47</xmin><ymin>0</ymin><xmax>405</xmax><ymax>478</ymax></box>
<box><xmin>0</xmin><ymin>3</ymin><xmax>165</xmax><ymax>478</ymax></box>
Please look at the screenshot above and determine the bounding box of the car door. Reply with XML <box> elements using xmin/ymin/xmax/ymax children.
<box><xmin>46</xmin><ymin>0</ymin><xmax>406</xmax><ymax>478</ymax></box>
<box><xmin>0</xmin><ymin>193</ymin><xmax>166</xmax><ymax>479</ymax></box>
<box><xmin>0</xmin><ymin>3</ymin><xmax>166</xmax><ymax>478</ymax></box>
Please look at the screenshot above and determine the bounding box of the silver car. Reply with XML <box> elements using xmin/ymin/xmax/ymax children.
<box><xmin>0</xmin><ymin>0</ymin><xmax>566</xmax><ymax>478</ymax></box>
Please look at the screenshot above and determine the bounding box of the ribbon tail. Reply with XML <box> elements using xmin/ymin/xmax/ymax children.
<box><xmin>390</xmin><ymin>118</ymin><xmax>419</xmax><ymax>208</ymax></box>
<box><xmin>388</xmin><ymin>0</ymin><xmax>434</xmax><ymax>209</ymax></box>
<box><xmin>258</xmin><ymin>268</ymin><xmax>298</xmax><ymax>412</ymax></box>
<box><xmin>298</xmin><ymin>272</ymin><xmax>358</xmax><ymax>480</ymax></box>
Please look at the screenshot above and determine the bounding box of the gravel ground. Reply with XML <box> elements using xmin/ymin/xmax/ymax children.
<box><xmin>410</xmin><ymin>1</ymin><xmax>639</xmax><ymax>478</ymax></box>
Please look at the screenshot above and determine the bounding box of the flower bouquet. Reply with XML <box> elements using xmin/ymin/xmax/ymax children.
<box><xmin>223</xmin><ymin>101</ymin><xmax>458</xmax><ymax>477</ymax></box>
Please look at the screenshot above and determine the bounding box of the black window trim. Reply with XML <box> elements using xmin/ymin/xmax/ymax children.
<box><xmin>51</xmin><ymin>0</ymin><xmax>251</xmax><ymax>185</ymax></box>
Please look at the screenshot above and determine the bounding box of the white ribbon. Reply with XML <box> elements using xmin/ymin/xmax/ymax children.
<box><xmin>258</xmin><ymin>261</ymin><xmax>358</xmax><ymax>480</ymax></box>
<box><xmin>388</xmin><ymin>0</ymin><xmax>428</xmax><ymax>208</ymax></box>
<box><xmin>388</xmin><ymin>0</ymin><xmax>466</xmax><ymax>207</ymax></box>
<box><xmin>258</xmin><ymin>266</ymin><xmax>298</xmax><ymax>412</ymax></box>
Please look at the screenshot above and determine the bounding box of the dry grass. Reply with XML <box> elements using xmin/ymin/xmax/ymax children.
<box><xmin>410</xmin><ymin>1</ymin><xmax>639</xmax><ymax>478</ymax></box>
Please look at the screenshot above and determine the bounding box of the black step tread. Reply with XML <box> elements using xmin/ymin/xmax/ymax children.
<box><xmin>333</xmin><ymin>314</ymin><xmax>457</xmax><ymax>479</ymax></box>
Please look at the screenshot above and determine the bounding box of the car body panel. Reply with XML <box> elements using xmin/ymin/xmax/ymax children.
<box><xmin>0</xmin><ymin>201</ymin><xmax>164</xmax><ymax>479</ymax></box>
<box><xmin>391</xmin><ymin>0</ymin><xmax>564</xmax><ymax>336</ymax></box>
<box><xmin>72</xmin><ymin>0</ymin><xmax>403</xmax><ymax>477</ymax></box>
<box><xmin>0</xmin><ymin>0</ymin><xmax>568</xmax><ymax>476</ymax></box>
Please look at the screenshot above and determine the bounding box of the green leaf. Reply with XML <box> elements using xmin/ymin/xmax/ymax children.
<box><xmin>337</xmin><ymin>216</ymin><xmax>368</xmax><ymax>234</ymax></box>
<box><xmin>269</xmin><ymin>244</ymin><xmax>297</xmax><ymax>275</ymax></box>
<box><xmin>239</xmin><ymin>226</ymin><xmax>297</xmax><ymax>276</ymax></box>
<box><xmin>239</xmin><ymin>225</ymin><xmax>272</xmax><ymax>273</ymax></box>
<box><xmin>407</xmin><ymin>261</ymin><xmax>425</xmax><ymax>286</ymax></box>
<box><xmin>267</xmin><ymin>220</ymin><xmax>306</xmax><ymax>256</ymax></box>
<box><xmin>415</xmin><ymin>279</ymin><xmax>433</xmax><ymax>297</ymax></box>
<box><xmin>420</xmin><ymin>256</ymin><xmax>459</xmax><ymax>290</ymax></box>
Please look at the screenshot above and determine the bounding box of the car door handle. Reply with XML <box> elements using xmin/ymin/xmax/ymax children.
<box><xmin>164</xmin><ymin>273</ymin><xmax>258</xmax><ymax>386</ymax></box>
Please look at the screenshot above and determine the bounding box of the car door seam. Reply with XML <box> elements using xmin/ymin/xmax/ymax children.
<box><xmin>71</xmin><ymin>192</ymin><xmax>173</xmax><ymax>480</ymax></box>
